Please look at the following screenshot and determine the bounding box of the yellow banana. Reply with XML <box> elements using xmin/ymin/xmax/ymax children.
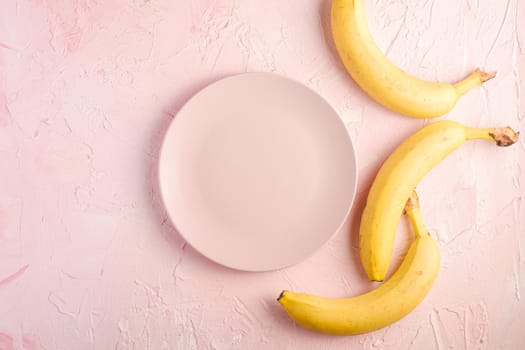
<box><xmin>331</xmin><ymin>0</ymin><xmax>495</xmax><ymax>118</ymax></box>
<box><xmin>360</xmin><ymin>120</ymin><xmax>519</xmax><ymax>281</ymax></box>
<box><xmin>278</xmin><ymin>191</ymin><xmax>439</xmax><ymax>335</ymax></box>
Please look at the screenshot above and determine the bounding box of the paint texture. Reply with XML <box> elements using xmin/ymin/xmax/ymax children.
<box><xmin>0</xmin><ymin>0</ymin><xmax>524</xmax><ymax>348</ymax></box>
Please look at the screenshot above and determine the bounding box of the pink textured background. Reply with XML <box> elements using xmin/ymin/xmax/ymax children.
<box><xmin>1</xmin><ymin>0</ymin><xmax>524</xmax><ymax>349</ymax></box>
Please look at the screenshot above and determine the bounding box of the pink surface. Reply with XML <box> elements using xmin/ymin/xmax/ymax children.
<box><xmin>0</xmin><ymin>0</ymin><xmax>523</xmax><ymax>349</ymax></box>
<box><xmin>158</xmin><ymin>73</ymin><xmax>357</xmax><ymax>271</ymax></box>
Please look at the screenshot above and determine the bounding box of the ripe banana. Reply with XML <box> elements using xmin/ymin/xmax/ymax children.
<box><xmin>278</xmin><ymin>191</ymin><xmax>439</xmax><ymax>335</ymax></box>
<box><xmin>360</xmin><ymin>120</ymin><xmax>519</xmax><ymax>282</ymax></box>
<box><xmin>331</xmin><ymin>0</ymin><xmax>495</xmax><ymax>118</ymax></box>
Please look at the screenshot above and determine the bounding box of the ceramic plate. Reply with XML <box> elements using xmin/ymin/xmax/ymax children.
<box><xmin>158</xmin><ymin>73</ymin><xmax>357</xmax><ymax>271</ymax></box>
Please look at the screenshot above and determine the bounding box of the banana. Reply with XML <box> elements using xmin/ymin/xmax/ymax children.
<box><xmin>360</xmin><ymin>120</ymin><xmax>519</xmax><ymax>281</ymax></box>
<box><xmin>278</xmin><ymin>191</ymin><xmax>439</xmax><ymax>335</ymax></box>
<box><xmin>331</xmin><ymin>0</ymin><xmax>495</xmax><ymax>118</ymax></box>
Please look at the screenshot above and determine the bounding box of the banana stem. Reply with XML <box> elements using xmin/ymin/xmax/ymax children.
<box><xmin>404</xmin><ymin>191</ymin><xmax>427</xmax><ymax>238</ymax></box>
<box><xmin>453</xmin><ymin>69</ymin><xmax>496</xmax><ymax>97</ymax></box>
<box><xmin>465</xmin><ymin>126</ymin><xmax>520</xmax><ymax>146</ymax></box>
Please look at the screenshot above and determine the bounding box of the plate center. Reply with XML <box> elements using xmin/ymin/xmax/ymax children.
<box><xmin>194</xmin><ymin>110</ymin><xmax>322</xmax><ymax>237</ymax></box>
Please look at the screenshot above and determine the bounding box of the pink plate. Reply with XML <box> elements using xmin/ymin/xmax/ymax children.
<box><xmin>158</xmin><ymin>73</ymin><xmax>357</xmax><ymax>271</ymax></box>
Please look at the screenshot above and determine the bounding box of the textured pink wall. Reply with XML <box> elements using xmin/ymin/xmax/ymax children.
<box><xmin>1</xmin><ymin>0</ymin><xmax>524</xmax><ymax>349</ymax></box>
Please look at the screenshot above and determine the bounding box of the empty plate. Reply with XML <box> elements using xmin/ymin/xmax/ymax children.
<box><xmin>158</xmin><ymin>73</ymin><xmax>357</xmax><ymax>271</ymax></box>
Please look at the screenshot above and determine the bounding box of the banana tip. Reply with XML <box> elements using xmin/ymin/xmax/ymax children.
<box><xmin>489</xmin><ymin>127</ymin><xmax>520</xmax><ymax>147</ymax></box>
<box><xmin>277</xmin><ymin>290</ymin><xmax>287</xmax><ymax>302</ymax></box>
<box><xmin>403</xmin><ymin>190</ymin><xmax>420</xmax><ymax>213</ymax></box>
<box><xmin>478</xmin><ymin>69</ymin><xmax>496</xmax><ymax>82</ymax></box>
